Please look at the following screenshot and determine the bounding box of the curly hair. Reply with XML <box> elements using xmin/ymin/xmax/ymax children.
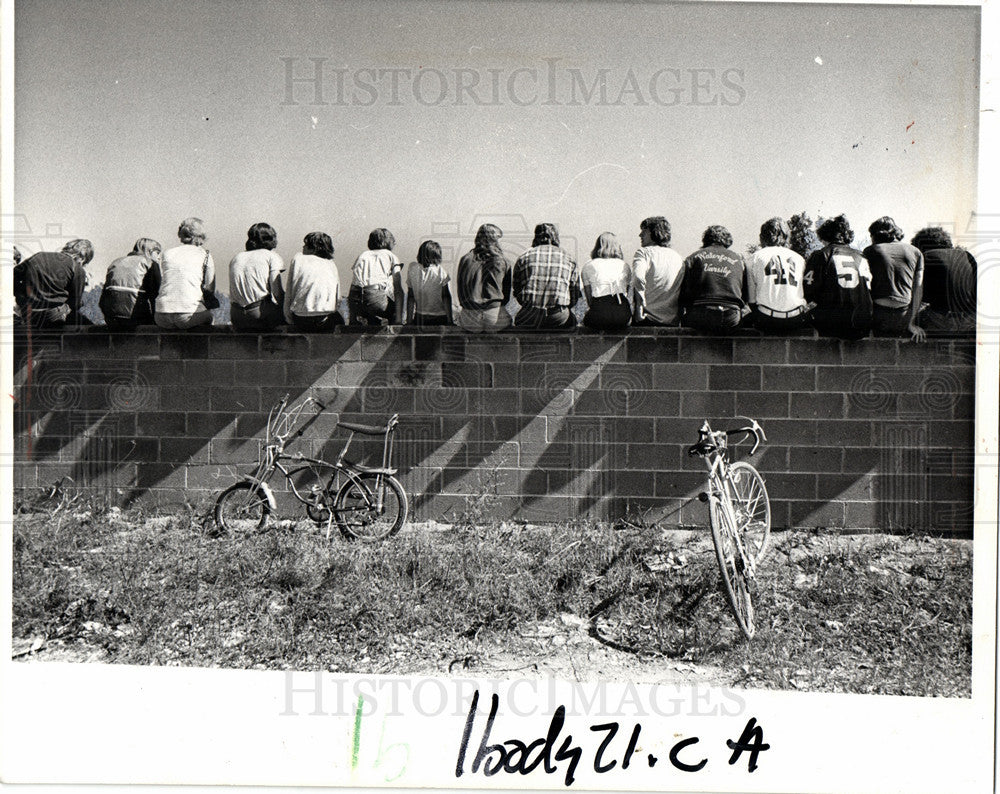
<box><xmin>640</xmin><ymin>216</ymin><xmax>671</xmax><ymax>246</ymax></box>
<box><xmin>816</xmin><ymin>214</ymin><xmax>854</xmax><ymax>245</ymax></box>
<box><xmin>910</xmin><ymin>226</ymin><xmax>954</xmax><ymax>253</ymax></box>
<box><xmin>303</xmin><ymin>232</ymin><xmax>335</xmax><ymax>260</ymax></box>
<box><xmin>590</xmin><ymin>232</ymin><xmax>623</xmax><ymax>260</ymax></box>
<box><xmin>246</xmin><ymin>222</ymin><xmax>278</xmax><ymax>251</ymax></box>
<box><xmin>532</xmin><ymin>222</ymin><xmax>560</xmax><ymax>247</ymax></box>
<box><xmin>61</xmin><ymin>238</ymin><xmax>94</xmax><ymax>265</ymax></box>
<box><xmin>177</xmin><ymin>217</ymin><xmax>206</xmax><ymax>245</ymax></box>
<box><xmin>702</xmin><ymin>225</ymin><xmax>733</xmax><ymax>248</ymax></box>
<box><xmin>367</xmin><ymin>228</ymin><xmax>395</xmax><ymax>251</ymax></box>
<box><xmin>759</xmin><ymin>217</ymin><xmax>790</xmax><ymax>247</ymax></box>
<box><xmin>417</xmin><ymin>240</ymin><xmax>443</xmax><ymax>266</ymax></box>
<box><xmin>868</xmin><ymin>216</ymin><xmax>904</xmax><ymax>244</ymax></box>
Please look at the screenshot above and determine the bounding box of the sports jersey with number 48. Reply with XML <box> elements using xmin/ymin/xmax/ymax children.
<box><xmin>803</xmin><ymin>244</ymin><xmax>873</xmax><ymax>313</ymax></box>
<box><xmin>747</xmin><ymin>246</ymin><xmax>808</xmax><ymax>313</ymax></box>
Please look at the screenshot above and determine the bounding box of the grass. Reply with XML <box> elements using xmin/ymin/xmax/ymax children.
<box><xmin>12</xmin><ymin>492</ymin><xmax>972</xmax><ymax>696</ymax></box>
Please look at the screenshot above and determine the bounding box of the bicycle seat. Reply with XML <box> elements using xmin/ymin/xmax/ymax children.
<box><xmin>688</xmin><ymin>439</ymin><xmax>716</xmax><ymax>457</ymax></box>
<box><xmin>338</xmin><ymin>420</ymin><xmax>391</xmax><ymax>436</ymax></box>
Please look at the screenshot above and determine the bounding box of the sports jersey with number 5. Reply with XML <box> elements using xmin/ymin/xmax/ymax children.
<box><xmin>803</xmin><ymin>244</ymin><xmax>872</xmax><ymax>313</ymax></box>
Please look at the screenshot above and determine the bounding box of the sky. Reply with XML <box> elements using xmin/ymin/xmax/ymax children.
<box><xmin>11</xmin><ymin>0</ymin><xmax>981</xmax><ymax>292</ymax></box>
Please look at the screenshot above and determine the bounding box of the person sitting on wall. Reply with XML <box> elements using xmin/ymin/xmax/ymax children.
<box><xmin>909</xmin><ymin>226</ymin><xmax>977</xmax><ymax>336</ymax></box>
<box><xmin>348</xmin><ymin>228</ymin><xmax>404</xmax><ymax>326</ymax></box>
<box><xmin>99</xmin><ymin>237</ymin><xmax>163</xmax><ymax>329</ymax></box>
<box><xmin>581</xmin><ymin>232</ymin><xmax>631</xmax><ymax>330</ymax></box>
<box><xmin>155</xmin><ymin>217</ymin><xmax>216</xmax><ymax>330</ymax></box>
<box><xmin>406</xmin><ymin>240</ymin><xmax>453</xmax><ymax>326</ymax></box>
<box><xmin>803</xmin><ymin>214</ymin><xmax>873</xmax><ymax>341</ymax></box>
<box><xmin>512</xmin><ymin>222</ymin><xmax>581</xmax><ymax>329</ymax></box>
<box><xmin>631</xmin><ymin>215</ymin><xmax>684</xmax><ymax>326</ymax></box>
<box><xmin>229</xmin><ymin>222</ymin><xmax>286</xmax><ymax>331</ymax></box>
<box><xmin>679</xmin><ymin>225</ymin><xmax>748</xmax><ymax>332</ymax></box>
<box><xmin>284</xmin><ymin>232</ymin><xmax>344</xmax><ymax>331</ymax></box>
<box><xmin>456</xmin><ymin>223</ymin><xmax>513</xmax><ymax>333</ymax></box>
<box><xmin>14</xmin><ymin>238</ymin><xmax>94</xmax><ymax>328</ymax></box>
<box><xmin>745</xmin><ymin>217</ymin><xmax>811</xmax><ymax>331</ymax></box>
<box><xmin>863</xmin><ymin>216</ymin><xmax>926</xmax><ymax>343</ymax></box>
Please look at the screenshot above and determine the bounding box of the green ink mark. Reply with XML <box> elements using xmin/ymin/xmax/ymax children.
<box><xmin>351</xmin><ymin>695</ymin><xmax>364</xmax><ymax>770</ymax></box>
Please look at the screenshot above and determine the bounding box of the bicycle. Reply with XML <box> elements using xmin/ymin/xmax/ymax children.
<box><xmin>687</xmin><ymin>417</ymin><xmax>771</xmax><ymax>640</ymax></box>
<box><xmin>213</xmin><ymin>394</ymin><xmax>408</xmax><ymax>542</ymax></box>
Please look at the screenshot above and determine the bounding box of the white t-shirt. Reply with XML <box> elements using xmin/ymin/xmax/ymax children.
<box><xmin>156</xmin><ymin>244</ymin><xmax>215</xmax><ymax>314</ymax></box>
<box><xmin>284</xmin><ymin>253</ymin><xmax>340</xmax><ymax>318</ymax></box>
<box><xmin>581</xmin><ymin>257</ymin><xmax>630</xmax><ymax>299</ymax></box>
<box><xmin>631</xmin><ymin>246</ymin><xmax>684</xmax><ymax>324</ymax></box>
<box><xmin>407</xmin><ymin>263</ymin><xmax>450</xmax><ymax>316</ymax></box>
<box><xmin>747</xmin><ymin>246</ymin><xmax>808</xmax><ymax>313</ymax></box>
<box><xmin>352</xmin><ymin>249</ymin><xmax>402</xmax><ymax>288</ymax></box>
<box><xmin>229</xmin><ymin>249</ymin><xmax>285</xmax><ymax>308</ymax></box>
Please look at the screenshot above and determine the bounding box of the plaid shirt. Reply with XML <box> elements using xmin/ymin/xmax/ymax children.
<box><xmin>512</xmin><ymin>245</ymin><xmax>581</xmax><ymax>310</ymax></box>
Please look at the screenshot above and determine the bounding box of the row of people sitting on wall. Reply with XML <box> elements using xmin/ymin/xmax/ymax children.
<box><xmin>12</xmin><ymin>214</ymin><xmax>977</xmax><ymax>340</ymax></box>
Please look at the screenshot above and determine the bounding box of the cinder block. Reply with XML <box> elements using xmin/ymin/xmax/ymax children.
<box><xmin>652</xmin><ymin>364</ymin><xmax>709</xmax><ymax>391</ymax></box>
<box><xmin>310</xmin><ymin>334</ymin><xmax>363</xmax><ymax>361</ymax></box>
<box><xmin>762</xmin><ymin>365</ymin><xmax>815</xmax><ymax>392</ymax></box>
<box><xmin>184</xmin><ymin>360</ymin><xmax>235</xmax><ymax>386</ymax></box>
<box><xmin>107</xmin><ymin>335</ymin><xmax>160</xmax><ymax>359</ymax></box>
<box><xmin>765</xmin><ymin>472</ymin><xmax>817</xmax><ymax>500</ymax></box>
<box><xmin>790</xmin><ymin>392</ymin><xmax>845</xmax><ymax>419</ymax></box>
<box><xmin>709</xmin><ymin>365</ymin><xmax>762</xmax><ymax>391</ymax></box>
<box><xmin>160</xmin><ymin>386</ymin><xmax>210</xmax><ymax>412</ymax></box>
<box><xmin>138</xmin><ymin>412</ymin><xmax>186</xmax><ymax>436</ymax></box>
<box><xmin>413</xmin><ymin>336</ymin><xmax>464</xmax><ymax>361</ymax></box>
<box><xmin>787</xmin><ymin>338</ymin><xmax>841</xmax><ymax>365</ymax></box>
<box><xmin>573</xmin><ymin>336</ymin><xmax>627</xmax><ymax>363</ymax></box>
<box><xmin>793</xmin><ymin>500</ymin><xmax>846</xmax><ymax>529</ymax></box>
<box><xmin>210</xmin><ymin>387</ymin><xmax>260</xmax><ymax>412</ymax></box>
<box><xmin>626</xmin><ymin>336</ymin><xmax>680</xmax><ymax>363</ymax></box>
<box><xmin>681</xmin><ymin>391</ymin><xmax>736</xmax><ymax>418</ymax></box>
<box><xmin>467</xmin><ymin>338</ymin><xmax>520</xmax><ymax>363</ymax></box>
<box><xmin>519</xmin><ymin>338</ymin><xmax>573</xmax><ymax>363</ymax></box>
<box><xmin>159</xmin><ymin>437</ymin><xmax>211</xmax><ymax>464</ymax></box>
<box><xmin>812</xmin><ymin>420</ymin><xmax>872</xmax><ymax>446</ymax></box>
<box><xmin>209</xmin><ymin>335</ymin><xmax>260</xmax><ymax>359</ymax></box>
<box><xmin>790</xmin><ymin>447</ymin><xmax>842</xmax><ymax>473</ymax></box>
<box><xmin>733</xmin><ymin>338</ymin><xmax>788</xmax><ymax>365</ymax></box>
<box><xmin>362</xmin><ymin>336</ymin><xmax>413</xmax><ymax>361</ymax></box>
<box><xmin>440</xmin><ymin>362</ymin><xmax>493</xmax><ymax>389</ymax></box>
<box><xmin>160</xmin><ymin>333</ymin><xmax>210</xmax><ymax>359</ymax></box>
<box><xmin>259</xmin><ymin>334</ymin><xmax>311</xmax><ymax>360</ymax></box>
<box><xmin>678</xmin><ymin>337</ymin><xmax>733</xmax><ymax>364</ymax></box>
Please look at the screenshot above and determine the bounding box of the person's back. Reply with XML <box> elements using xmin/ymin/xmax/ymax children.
<box><xmin>286</xmin><ymin>253</ymin><xmax>340</xmax><ymax>316</ymax></box>
<box><xmin>804</xmin><ymin>243</ymin><xmax>873</xmax><ymax>338</ymax></box>
<box><xmin>456</xmin><ymin>223</ymin><xmax>513</xmax><ymax>333</ymax></box>
<box><xmin>16</xmin><ymin>251</ymin><xmax>83</xmax><ymax>323</ymax></box>
<box><xmin>863</xmin><ymin>242</ymin><xmax>923</xmax><ymax>309</ymax></box>
<box><xmin>746</xmin><ymin>245</ymin><xmax>809</xmax><ymax>328</ymax></box>
<box><xmin>922</xmin><ymin>246</ymin><xmax>977</xmax><ymax>333</ymax></box>
<box><xmin>157</xmin><ymin>244</ymin><xmax>212</xmax><ymax>314</ymax></box>
<box><xmin>632</xmin><ymin>245</ymin><xmax>684</xmax><ymax>325</ymax></box>
<box><xmin>101</xmin><ymin>251</ymin><xmax>160</xmax><ymax>326</ymax></box>
<box><xmin>512</xmin><ymin>223</ymin><xmax>580</xmax><ymax>329</ymax></box>
<box><xmin>679</xmin><ymin>227</ymin><xmax>746</xmax><ymax>332</ymax></box>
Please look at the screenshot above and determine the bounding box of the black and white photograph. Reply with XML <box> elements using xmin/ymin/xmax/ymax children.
<box><xmin>2</xmin><ymin>0</ymin><xmax>997</xmax><ymax>790</ymax></box>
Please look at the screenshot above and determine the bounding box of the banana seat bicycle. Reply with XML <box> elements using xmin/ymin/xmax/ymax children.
<box><xmin>213</xmin><ymin>394</ymin><xmax>408</xmax><ymax>541</ymax></box>
<box><xmin>688</xmin><ymin>417</ymin><xmax>771</xmax><ymax>639</ymax></box>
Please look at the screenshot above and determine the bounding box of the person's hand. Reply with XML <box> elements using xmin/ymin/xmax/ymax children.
<box><xmin>908</xmin><ymin>322</ymin><xmax>926</xmax><ymax>343</ymax></box>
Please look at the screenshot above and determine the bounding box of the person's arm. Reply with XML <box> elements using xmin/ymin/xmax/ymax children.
<box><xmin>442</xmin><ymin>284</ymin><xmax>454</xmax><ymax>324</ymax></box>
<box><xmin>68</xmin><ymin>263</ymin><xmax>85</xmax><ymax>313</ymax></box>
<box><xmin>202</xmin><ymin>251</ymin><xmax>216</xmax><ymax>295</ymax></box>
<box><xmin>406</xmin><ymin>287</ymin><xmax>415</xmax><ymax>323</ymax></box>
<box><xmin>568</xmin><ymin>258</ymin><xmax>582</xmax><ymax>307</ymax></box>
<box><xmin>392</xmin><ymin>266</ymin><xmax>405</xmax><ymax>324</ymax></box>
<box><xmin>269</xmin><ymin>253</ymin><xmax>285</xmax><ymax>307</ymax></box>
<box><xmin>583</xmin><ymin>284</ymin><xmax>594</xmax><ymax>307</ymax></box>
<box><xmin>512</xmin><ymin>257</ymin><xmax>526</xmax><ymax>305</ymax></box>
<box><xmin>631</xmin><ymin>250</ymin><xmax>647</xmax><ymax>322</ymax></box>
<box><xmin>501</xmin><ymin>260</ymin><xmax>512</xmax><ymax>303</ymax></box>
<box><xmin>283</xmin><ymin>259</ymin><xmax>295</xmax><ymax>324</ymax></box>
<box><xmin>906</xmin><ymin>251</ymin><xmax>926</xmax><ymax>343</ymax></box>
<box><xmin>803</xmin><ymin>250</ymin><xmax>822</xmax><ymax>304</ymax></box>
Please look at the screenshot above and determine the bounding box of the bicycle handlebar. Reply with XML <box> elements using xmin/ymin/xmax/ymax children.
<box><xmin>688</xmin><ymin>418</ymin><xmax>766</xmax><ymax>457</ymax></box>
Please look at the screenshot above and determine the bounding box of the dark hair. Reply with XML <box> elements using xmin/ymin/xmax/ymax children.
<box><xmin>303</xmin><ymin>232</ymin><xmax>334</xmax><ymax>259</ymax></box>
<box><xmin>759</xmin><ymin>217</ymin><xmax>790</xmax><ymax>247</ymax></box>
<box><xmin>12</xmin><ymin>245</ymin><xmax>22</xmax><ymax>265</ymax></box>
<box><xmin>910</xmin><ymin>226</ymin><xmax>954</xmax><ymax>253</ymax></box>
<box><xmin>368</xmin><ymin>228</ymin><xmax>395</xmax><ymax>251</ymax></box>
<box><xmin>816</xmin><ymin>214</ymin><xmax>854</xmax><ymax>245</ymax></box>
<box><xmin>640</xmin><ymin>216</ymin><xmax>671</xmax><ymax>246</ymax></box>
<box><xmin>702</xmin><ymin>225</ymin><xmax>733</xmax><ymax>248</ymax></box>
<box><xmin>246</xmin><ymin>222</ymin><xmax>278</xmax><ymax>251</ymax></box>
<box><xmin>473</xmin><ymin>223</ymin><xmax>506</xmax><ymax>269</ymax></box>
<box><xmin>532</xmin><ymin>222</ymin><xmax>560</xmax><ymax>247</ymax></box>
<box><xmin>590</xmin><ymin>232</ymin><xmax>623</xmax><ymax>260</ymax></box>
<box><xmin>868</xmin><ymin>216</ymin><xmax>904</xmax><ymax>244</ymax></box>
<box><xmin>417</xmin><ymin>240</ymin><xmax>442</xmax><ymax>266</ymax></box>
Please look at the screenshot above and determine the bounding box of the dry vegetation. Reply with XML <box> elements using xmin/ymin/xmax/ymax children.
<box><xmin>12</xmin><ymin>489</ymin><xmax>972</xmax><ymax>697</ymax></box>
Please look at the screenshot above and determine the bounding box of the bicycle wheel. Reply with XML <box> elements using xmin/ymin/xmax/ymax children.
<box><xmin>728</xmin><ymin>461</ymin><xmax>771</xmax><ymax>564</ymax></box>
<box><xmin>709</xmin><ymin>496</ymin><xmax>756</xmax><ymax>640</ymax></box>
<box><xmin>334</xmin><ymin>473</ymin><xmax>408</xmax><ymax>542</ymax></box>
<box><xmin>214</xmin><ymin>483</ymin><xmax>269</xmax><ymax>534</ymax></box>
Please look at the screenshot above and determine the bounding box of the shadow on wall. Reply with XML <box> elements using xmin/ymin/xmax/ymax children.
<box><xmin>12</xmin><ymin>328</ymin><xmax>976</xmax><ymax>533</ymax></box>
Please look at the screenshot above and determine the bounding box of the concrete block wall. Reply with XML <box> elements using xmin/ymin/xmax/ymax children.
<box><xmin>12</xmin><ymin>326</ymin><xmax>977</xmax><ymax>534</ymax></box>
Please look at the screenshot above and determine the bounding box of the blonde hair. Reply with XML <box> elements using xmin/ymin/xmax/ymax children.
<box><xmin>178</xmin><ymin>217</ymin><xmax>207</xmax><ymax>245</ymax></box>
<box><xmin>590</xmin><ymin>232</ymin><xmax>623</xmax><ymax>260</ymax></box>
